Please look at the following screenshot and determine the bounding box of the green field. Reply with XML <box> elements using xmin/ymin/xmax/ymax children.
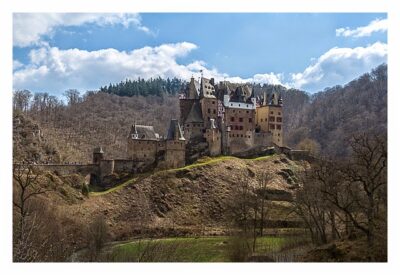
<box><xmin>107</xmin><ymin>235</ymin><xmax>299</xmax><ymax>262</ymax></box>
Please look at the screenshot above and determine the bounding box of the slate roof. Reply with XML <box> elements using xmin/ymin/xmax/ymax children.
<box><xmin>186</xmin><ymin>77</ymin><xmax>200</xmax><ymax>99</ymax></box>
<box><xmin>184</xmin><ymin>101</ymin><xmax>204</xmax><ymax>124</ymax></box>
<box><xmin>167</xmin><ymin>119</ymin><xmax>185</xmax><ymax>141</ymax></box>
<box><xmin>230</xmin><ymin>85</ymin><xmax>253</xmax><ymax>103</ymax></box>
<box><xmin>129</xmin><ymin>124</ymin><xmax>159</xmax><ymax>140</ymax></box>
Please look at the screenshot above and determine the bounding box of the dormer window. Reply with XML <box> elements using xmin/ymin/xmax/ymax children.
<box><xmin>132</xmin><ymin>133</ymin><xmax>138</xmax><ymax>139</ymax></box>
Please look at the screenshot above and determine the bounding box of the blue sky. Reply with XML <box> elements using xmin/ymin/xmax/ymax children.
<box><xmin>13</xmin><ymin>13</ymin><xmax>387</xmax><ymax>95</ymax></box>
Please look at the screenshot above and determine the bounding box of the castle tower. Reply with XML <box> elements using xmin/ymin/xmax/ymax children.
<box><xmin>255</xmin><ymin>90</ymin><xmax>284</xmax><ymax>147</ymax></box>
<box><xmin>204</xmin><ymin>118</ymin><xmax>222</xmax><ymax>156</ymax></box>
<box><xmin>179</xmin><ymin>77</ymin><xmax>200</xmax><ymax>129</ymax></box>
<box><xmin>199</xmin><ymin>77</ymin><xmax>218</xmax><ymax>128</ymax></box>
<box><xmin>182</xmin><ymin>100</ymin><xmax>204</xmax><ymax>141</ymax></box>
<box><xmin>92</xmin><ymin>147</ymin><xmax>104</xmax><ymax>164</ymax></box>
<box><xmin>163</xmin><ymin>119</ymin><xmax>186</xmax><ymax>168</ymax></box>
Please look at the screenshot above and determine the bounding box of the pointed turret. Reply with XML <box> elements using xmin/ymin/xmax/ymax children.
<box><xmin>185</xmin><ymin>101</ymin><xmax>203</xmax><ymax>124</ymax></box>
<box><xmin>187</xmin><ymin>77</ymin><xmax>200</xmax><ymax>99</ymax></box>
<box><xmin>167</xmin><ymin>119</ymin><xmax>185</xmax><ymax>141</ymax></box>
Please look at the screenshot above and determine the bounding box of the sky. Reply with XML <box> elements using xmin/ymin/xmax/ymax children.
<box><xmin>12</xmin><ymin>13</ymin><xmax>387</xmax><ymax>95</ymax></box>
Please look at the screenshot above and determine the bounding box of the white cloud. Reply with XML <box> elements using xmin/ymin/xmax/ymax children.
<box><xmin>14</xmin><ymin>40</ymin><xmax>385</xmax><ymax>94</ymax></box>
<box><xmin>13</xmin><ymin>42</ymin><xmax>285</xmax><ymax>94</ymax></box>
<box><xmin>13</xmin><ymin>60</ymin><xmax>24</xmax><ymax>71</ymax></box>
<box><xmin>336</xmin><ymin>18</ymin><xmax>387</xmax><ymax>38</ymax></box>
<box><xmin>13</xmin><ymin>13</ymin><xmax>152</xmax><ymax>47</ymax></box>
<box><xmin>290</xmin><ymin>42</ymin><xmax>387</xmax><ymax>92</ymax></box>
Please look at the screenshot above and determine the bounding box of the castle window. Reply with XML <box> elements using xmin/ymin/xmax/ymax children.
<box><xmin>208</xmin><ymin>108</ymin><xmax>211</xmax><ymax>113</ymax></box>
<box><xmin>261</xmin><ymin>119</ymin><xmax>263</xmax><ymax>122</ymax></box>
<box><xmin>270</xmin><ymin>111</ymin><xmax>274</xmax><ymax>114</ymax></box>
<box><xmin>212</xmin><ymin>101</ymin><xmax>215</xmax><ymax>104</ymax></box>
<box><xmin>237</xmin><ymin>134</ymin><xmax>239</xmax><ymax>137</ymax></box>
<box><xmin>213</xmin><ymin>109</ymin><xmax>216</xmax><ymax>114</ymax></box>
<box><xmin>277</xmin><ymin>117</ymin><xmax>282</xmax><ymax>122</ymax></box>
<box><xmin>278</xmin><ymin>133</ymin><xmax>280</xmax><ymax>136</ymax></box>
<box><xmin>239</xmin><ymin>126</ymin><xmax>243</xmax><ymax>130</ymax></box>
<box><xmin>278</xmin><ymin>112</ymin><xmax>281</xmax><ymax>115</ymax></box>
<box><xmin>246</xmin><ymin>110</ymin><xmax>249</xmax><ymax>113</ymax></box>
<box><xmin>241</xmin><ymin>134</ymin><xmax>243</xmax><ymax>137</ymax></box>
<box><xmin>270</xmin><ymin>124</ymin><xmax>275</xmax><ymax>130</ymax></box>
<box><xmin>249</xmin><ymin>118</ymin><xmax>252</xmax><ymax>123</ymax></box>
<box><xmin>231</xmin><ymin>117</ymin><xmax>235</xmax><ymax>122</ymax></box>
<box><xmin>235</xmin><ymin>125</ymin><xmax>239</xmax><ymax>130</ymax></box>
<box><xmin>277</xmin><ymin>125</ymin><xmax>281</xmax><ymax>130</ymax></box>
<box><xmin>239</xmin><ymin>117</ymin><xmax>243</xmax><ymax>122</ymax></box>
<box><xmin>269</xmin><ymin>116</ymin><xmax>275</xmax><ymax>122</ymax></box>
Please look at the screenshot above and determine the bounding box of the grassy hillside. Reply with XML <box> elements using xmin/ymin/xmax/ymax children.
<box><xmin>20</xmin><ymin>153</ymin><xmax>306</xmax><ymax>261</ymax></box>
<box><xmin>108</xmin><ymin>235</ymin><xmax>303</xmax><ymax>262</ymax></box>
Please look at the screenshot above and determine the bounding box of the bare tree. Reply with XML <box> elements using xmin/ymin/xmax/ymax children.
<box><xmin>226</xmin><ymin>172</ymin><xmax>271</xmax><ymax>254</ymax></box>
<box><xmin>321</xmin><ymin>133</ymin><xmax>387</xmax><ymax>248</ymax></box>
<box><xmin>64</xmin><ymin>89</ymin><xmax>82</xmax><ymax>106</ymax></box>
<box><xmin>13</xmin><ymin>163</ymin><xmax>47</xmax><ymax>261</ymax></box>
<box><xmin>86</xmin><ymin>215</ymin><xmax>109</xmax><ymax>261</ymax></box>
<box><xmin>13</xmin><ymin>90</ymin><xmax>32</xmax><ymax>113</ymax></box>
<box><xmin>292</xmin><ymin>159</ymin><xmax>343</xmax><ymax>245</ymax></box>
<box><xmin>13</xmin><ymin>164</ymin><xmax>46</xmax><ymax>237</ymax></box>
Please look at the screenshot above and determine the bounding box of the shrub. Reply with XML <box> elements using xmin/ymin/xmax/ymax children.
<box><xmin>81</xmin><ymin>183</ymin><xmax>89</xmax><ymax>197</ymax></box>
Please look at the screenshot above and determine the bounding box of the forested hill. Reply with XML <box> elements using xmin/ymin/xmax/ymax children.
<box><xmin>99</xmin><ymin>77</ymin><xmax>186</xmax><ymax>97</ymax></box>
<box><xmin>286</xmin><ymin>63</ymin><xmax>387</xmax><ymax>158</ymax></box>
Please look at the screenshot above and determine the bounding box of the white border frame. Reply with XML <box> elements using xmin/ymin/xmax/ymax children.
<box><xmin>1</xmin><ymin>1</ymin><xmax>398</xmax><ymax>275</ymax></box>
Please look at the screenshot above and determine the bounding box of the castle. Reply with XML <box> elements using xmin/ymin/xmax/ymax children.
<box><xmin>126</xmin><ymin>77</ymin><xmax>283</xmax><ymax>169</ymax></box>
<box><xmin>29</xmin><ymin>77</ymin><xmax>285</xmax><ymax>185</ymax></box>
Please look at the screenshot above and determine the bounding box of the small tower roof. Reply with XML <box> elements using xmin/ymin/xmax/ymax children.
<box><xmin>167</xmin><ymin>119</ymin><xmax>185</xmax><ymax>141</ymax></box>
<box><xmin>184</xmin><ymin>101</ymin><xmax>204</xmax><ymax>124</ymax></box>
<box><xmin>187</xmin><ymin>77</ymin><xmax>200</xmax><ymax>99</ymax></box>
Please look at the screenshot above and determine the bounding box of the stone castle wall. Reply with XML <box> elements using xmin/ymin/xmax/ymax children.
<box><xmin>127</xmin><ymin>139</ymin><xmax>159</xmax><ymax>163</ymax></box>
<box><xmin>158</xmin><ymin>140</ymin><xmax>185</xmax><ymax>169</ymax></box>
<box><xmin>205</xmin><ymin>128</ymin><xmax>221</xmax><ymax>156</ymax></box>
<box><xmin>254</xmin><ymin>132</ymin><xmax>272</xmax><ymax>147</ymax></box>
<box><xmin>113</xmin><ymin>159</ymin><xmax>151</xmax><ymax>174</ymax></box>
